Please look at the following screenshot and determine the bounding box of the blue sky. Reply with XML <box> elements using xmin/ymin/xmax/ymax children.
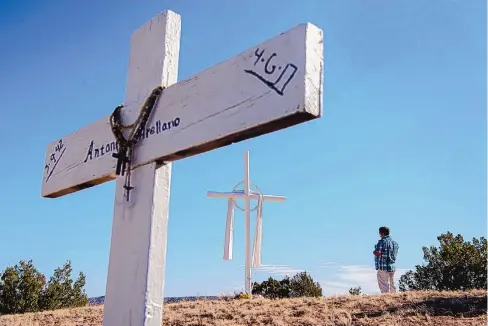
<box><xmin>0</xmin><ymin>0</ymin><xmax>485</xmax><ymax>297</ymax></box>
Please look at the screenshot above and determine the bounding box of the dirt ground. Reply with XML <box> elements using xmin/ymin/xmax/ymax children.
<box><xmin>0</xmin><ymin>290</ymin><xmax>485</xmax><ymax>326</ymax></box>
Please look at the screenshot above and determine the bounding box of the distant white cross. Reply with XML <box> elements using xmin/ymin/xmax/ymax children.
<box><xmin>207</xmin><ymin>150</ymin><xmax>286</xmax><ymax>294</ymax></box>
<box><xmin>41</xmin><ymin>9</ymin><xmax>323</xmax><ymax>326</ymax></box>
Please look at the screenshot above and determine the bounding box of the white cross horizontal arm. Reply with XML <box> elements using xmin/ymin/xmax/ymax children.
<box><xmin>206</xmin><ymin>191</ymin><xmax>286</xmax><ymax>202</ymax></box>
<box><xmin>41</xmin><ymin>22</ymin><xmax>324</xmax><ymax>198</ymax></box>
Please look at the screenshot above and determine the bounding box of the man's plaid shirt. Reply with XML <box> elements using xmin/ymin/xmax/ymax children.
<box><xmin>374</xmin><ymin>235</ymin><xmax>399</xmax><ymax>272</ymax></box>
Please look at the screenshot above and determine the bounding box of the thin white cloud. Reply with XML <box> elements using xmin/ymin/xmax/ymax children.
<box><xmin>220</xmin><ymin>264</ymin><xmax>305</xmax><ymax>295</ymax></box>
<box><xmin>317</xmin><ymin>263</ymin><xmax>410</xmax><ymax>295</ymax></box>
<box><xmin>254</xmin><ymin>264</ymin><xmax>305</xmax><ymax>277</ymax></box>
<box><xmin>317</xmin><ymin>261</ymin><xmax>339</xmax><ymax>268</ymax></box>
<box><xmin>337</xmin><ymin>265</ymin><xmax>380</xmax><ymax>293</ymax></box>
<box><xmin>339</xmin><ymin>265</ymin><xmax>374</xmax><ymax>273</ymax></box>
<box><xmin>239</xmin><ymin>263</ymin><xmax>305</xmax><ymax>278</ymax></box>
<box><xmin>319</xmin><ymin>281</ymin><xmax>353</xmax><ymax>295</ymax></box>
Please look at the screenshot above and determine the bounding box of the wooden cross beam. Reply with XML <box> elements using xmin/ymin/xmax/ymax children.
<box><xmin>41</xmin><ymin>9</ymin><xmax>323</xmax><ymax>326</ymax></box>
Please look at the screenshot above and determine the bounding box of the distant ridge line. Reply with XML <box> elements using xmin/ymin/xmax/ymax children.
<box><xmin>88</xmin><ymin>295</ymin><xmax>222</xmax><ymax>306</ymax></box>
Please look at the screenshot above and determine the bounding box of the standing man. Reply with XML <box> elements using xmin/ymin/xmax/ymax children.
<box><xmin>373</xmin><ymin>226</ymin><xmax>399</xmax><ymax>293</ymax></box>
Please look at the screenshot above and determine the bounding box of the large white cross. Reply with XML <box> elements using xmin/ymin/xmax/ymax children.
<box><xmin>41</xmin><ymin>9</ymin><xmax>323</xmax><ymax>326</ymax></box>
<box><xmin>207</xmin><ymin>150</ymin><xmax>286</xmax><ymax>294</ymax></box>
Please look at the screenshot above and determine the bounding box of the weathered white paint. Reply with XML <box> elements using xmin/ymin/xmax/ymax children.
<box><xmin>41</xmin><ymin>22</ymin><xmax>324</xmax><ymax>198</ymax></box>
<box><xmin>102</xmin><ymin>11</ymin><xmax>181</xmax><ymax>326</ymax></box>
<box><xmin>206</xmin><ymin>151</ymin><xmax>286</xmax><ymax>294</ymax></box>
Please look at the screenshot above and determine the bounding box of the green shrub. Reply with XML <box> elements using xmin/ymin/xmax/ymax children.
<box><xmin>0</xmin><ymin>260</ymin><xmax>88</xmax><ymax>315</ymax></box>
<box><xmin>399</xmin><ymin>232</ymin><xmax>487</xmax><ymax>292</ymax></box>
<box><xmin>349</xmin><ymin>286</ymin><xmax>362</xmax><ymax>296</ymax></box>
<box><xmin>289</xmin><ymin>272</ymin><xmax>322</xmax><ymax>298</ymax></box>
<box><xmin>252</xmin><ymin>271</ymin><xmax>322</xmax><ymax>299</ymax></box>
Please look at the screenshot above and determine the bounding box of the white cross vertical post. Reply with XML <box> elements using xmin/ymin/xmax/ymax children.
<box><xmin>206</xmin><ymin>150</ymin><xmax>287</xmax><ymax>294</ymax></box>
<box><xmin>102</xmin><ymin>12</ymin><xmax>181</xmax><ymax>326</ymax></box>
<box><xmin>243</xmin><ymin>150</ymin><xmax>252</xmax><ymax>295</ymax></box>
<box><xmin>41</xmin><ymin>9</ymin><xmax>323</xmax><ymax>326</ymax></box>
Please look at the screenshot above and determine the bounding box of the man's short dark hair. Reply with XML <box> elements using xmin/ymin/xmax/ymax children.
<box><xmin>379</xmin><ymin>226</ymin><xmax>390</xmax><ymax>236</ymax></box>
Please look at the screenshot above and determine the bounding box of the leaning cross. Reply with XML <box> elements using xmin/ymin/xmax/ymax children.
<box><xmin>207</xmin><ymin>150</ymin><xmax>286</xmax><ymax>294</ymax></box>
<box><xmin>41</xmin><ymin>10</ymin><xmax>323</xmax><ymax>326</ymax></box>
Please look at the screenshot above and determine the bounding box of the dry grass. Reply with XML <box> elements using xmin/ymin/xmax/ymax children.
<box><xmin>0</xmin><ymin>290</ymin><xmax>485</xmax><ymax>326</ymax></box>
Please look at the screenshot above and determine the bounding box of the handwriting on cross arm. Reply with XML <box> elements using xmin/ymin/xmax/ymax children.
<box><xmin>244</xmin><ymin>48</ymin><xmax>298</xmax><ymax>96</ymax></box>
<box><xmin>44</xmin><ymin>139</ymin><xmax>66</xmax><ymax>183</ymax></box>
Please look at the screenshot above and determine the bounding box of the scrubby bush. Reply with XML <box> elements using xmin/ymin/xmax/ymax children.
<box><xmin>289</xmin><ymin>272</ymin><xmax>323</xmax><ymax>298</ymax></box>
<box><xmin>399</xmin><ymin>232</ymin><xmax>487</xmax><ymax>292</ymax></box>
<box><xmin>238</xmin><ymin>292</ymin><xmax>252</xmax><ymax>300</ymax></box>
<box><xmin>349</xmin><ymin>286</ymin><xmax>362</xmax><ymax>296</ymax></box>
<box><xmin>0</xmin><ymin>260</ymin><xmax>88</xmax><ymax>315</ymax></box>
<box><xmin>252</xmin><ymin>276</ymin><xmax>290</xmax><ymax>299</ymax></box>
<box><xmin>252</xmin><ymin>271</ymin><xmax>322</xmax><ymax>299</ymax></box>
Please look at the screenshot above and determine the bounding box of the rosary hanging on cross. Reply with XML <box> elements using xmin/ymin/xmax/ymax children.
<box><xmin>109</xmin><ymin>86</ymin><xmax>164</xmax><ymax>201</ymax></box>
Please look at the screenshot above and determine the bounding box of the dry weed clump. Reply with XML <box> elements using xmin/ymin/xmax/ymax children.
<box><xmin>0</xmin><ymin>290</ymin><xmax>485</xmax><ymax>326</ymax></box>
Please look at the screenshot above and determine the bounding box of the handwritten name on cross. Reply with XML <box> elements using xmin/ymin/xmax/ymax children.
<box><xmin>207</xmin><ymin>150</ymin><xmax>286</xmax><ymax>294</ymax></box>
<box><xmin>41</xmin><ymin>10</ymin><xmax>323</xmax><ymax>326</ymax></box>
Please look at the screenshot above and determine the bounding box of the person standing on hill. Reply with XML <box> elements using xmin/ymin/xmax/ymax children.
<box><xmin>373</xmin><ymin>226</ymin><xmax>399</xmax><ymax>293</ymax></box>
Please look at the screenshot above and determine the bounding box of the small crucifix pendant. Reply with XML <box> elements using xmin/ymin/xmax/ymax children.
<box><xmin>112</xmin><ymin>147</ymin><xmax>134</xmax><ymax>201</ymax></box>
<box><xmin>123</xmin><ymin>182</ymin><xmax>134</xmax><ymax>202</ymax></box>
<box><xmin>112</xmin><ymin>148</ymin><xmax>129</xmax><ymax>176</ymax></box>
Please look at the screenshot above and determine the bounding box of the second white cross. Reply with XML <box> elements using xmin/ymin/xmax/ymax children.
<box><xmin>207</xmin><ymin>150</ymin><xmax>286</xmax><ymax>294</ymax></box>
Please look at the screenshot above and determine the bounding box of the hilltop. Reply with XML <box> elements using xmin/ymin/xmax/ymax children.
<box><xmin>0</xmin><ymin>290</ymin><xmax>485</xmax><ymax>326</ymax></box>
